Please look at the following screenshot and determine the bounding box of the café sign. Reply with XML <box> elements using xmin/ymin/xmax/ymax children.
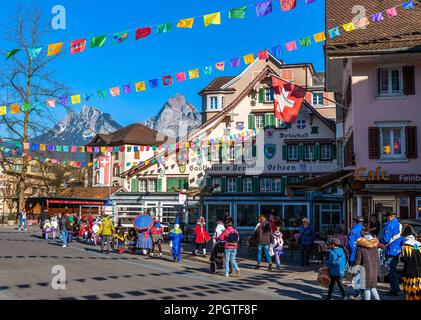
<box><xmin>355</xmin><ymin>167</ymin><xmax>390</xmax><ymax>182</ymax></box>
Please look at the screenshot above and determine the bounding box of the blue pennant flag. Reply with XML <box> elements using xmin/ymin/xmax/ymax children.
<box><xmin>402</xmin><ymin>0</ymin><xmax>414</xmax><ymax>9</ymax></box>
<box><xmin>328</xmin><ymin>27</ymin><xmax>340</xmax><ymax>38</ymax></box>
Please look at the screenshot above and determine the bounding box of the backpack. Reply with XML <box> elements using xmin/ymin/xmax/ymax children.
<box><xmin>227</xmin><ymin>229</ymin><xmax>239</xmax><ymax>245</ymax></box>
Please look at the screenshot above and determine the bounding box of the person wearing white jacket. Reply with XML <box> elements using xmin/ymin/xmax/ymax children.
<box><xmin>273</xmin><ymin>227</ymin><xmax>284</xmax><ymax>269</ymax></box>
<box><xmin>213</xmin><ymin>220</ymin><xmax>226</xmax><ymax>248</ymax></box>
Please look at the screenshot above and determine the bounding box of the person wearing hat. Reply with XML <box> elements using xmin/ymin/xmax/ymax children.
<box><xmin>346</xmin><ymin>216</ymin><xmax>365</xmax><ymax>299</ymax></box>
<box><xmin>379</xmin><ymin>211</ymin><xmax>404</xmax><ymax>296</ymax></box>
<box><xmin>323</xmin><ymin>238</ymin><xmax>347</xmax><ymax>300</ymax></box>
<box><xmin>297</xmin><ymin>218</ymin><xmax>316</xmax><ymax>267</ymax></box>
<box><xmin>169</xmin><ymin>218</ymin><xmax>184</xmax><ymax>262</ymax></box>
<box><xmin>193</xmin><ymin>217</ymin><xmax>211</xmax><ymax>256</ymax></box>
<box><xmin>400</xmin><ymin>225</ymin><xmax>421</xmax><ymax>301</ymax></box>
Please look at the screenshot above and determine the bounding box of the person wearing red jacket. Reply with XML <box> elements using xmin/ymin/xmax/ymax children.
<box><xmin>150</xmin><ymin>219</ymin><xmax>164</xmax><ymax>257</ymax></box>
<box><xmin>193</xmin><ymin>217</ymin><xmax>211</xmax><ymax>256</ymax></box>
<box><xmin>219</xmin><ymin>217</ymin><xmax>240</xmax><ymax>278</ymax></box>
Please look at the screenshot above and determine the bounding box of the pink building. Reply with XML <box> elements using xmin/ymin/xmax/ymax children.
<box><xmin>326</xmin><ymin>0</ymin><xmax>421</xmax><ymax>227</ymax></box>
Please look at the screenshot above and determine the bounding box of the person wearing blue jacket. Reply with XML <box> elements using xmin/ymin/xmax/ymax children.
<box><xmin>347</xmin><ymin>217</ymin><xmax>364</xmax><ymax>265</ymax></box>
<box><xmin>298</xmin><ymin>218</ymin><xmax>316</xmax><ymax>266</ymax></box>
<box><xmin>324</xmin><ymin>238</ymin><xmax>347</xmax><ymax>300</ymax></box>
<box><xmin>379</xmin><ymin>211</ymin><xmax>404</xmax><ymax>296</ymax></box>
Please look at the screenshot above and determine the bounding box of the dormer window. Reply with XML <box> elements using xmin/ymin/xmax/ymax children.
<box><xmin>209</xmin><ymin>96</ymin><xmax>218</xmax><ymax>110</ymax></box>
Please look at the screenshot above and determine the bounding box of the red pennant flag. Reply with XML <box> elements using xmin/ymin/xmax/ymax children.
<box><xmin>136</xmin><ymin>27</ymin><xmax>152</xmax><ymax>40</ymax></box>
<box><xmin>70</xmin><ymin>39</ymin><xmax>87</xmax><ymax>54</ymax></box>
<box><xmin>162</xmin><ymin>75</ymin><xmax>173</xmax><ymax>86</ymax></box>
<box><xmin>272</xmin><ymin>76</ymin><xmax>306</xmax><ymax>123</ymax></box>
<box><xmin>258</xmin><ymin>49</ymin><xmax>269</xmax><ymax>60</ymax></box>
<box><xmin>280</xmin><ymin>0</ymin><xmax>297</xmax><ymax>11</ymax></box>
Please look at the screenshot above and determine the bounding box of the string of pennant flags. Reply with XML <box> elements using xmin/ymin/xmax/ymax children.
<box><xmin>5</xmin><ymin>0</ymin><xmax>318</xmax><ymax>61</ymax></box>
<box><xmin>0</xmin><ymin>0</ymin><xmax>416</xmax><ymax>117</ymax></box>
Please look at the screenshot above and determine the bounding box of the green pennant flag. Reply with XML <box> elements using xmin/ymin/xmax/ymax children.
<box><xmin>300</xmin><ymin>36</ymin><xmax>312</xmax><ymax>47</ymax></box>
<box><xmin>157</xmin><ymin>22</ymin><xmax>172</xmax><ymax>34</ymax></box>
<box><xmin>229</xmin><ymin>6</ymin><xmax>247</xmax><ymax>19</ymax></box>
<box><xmin>91</xmin><ymin>35</ymin><xmax>107</xmax><ymax>48</ymax></box>
<box><xmin>97</xmin><ymin>90</ymin><xmax>106</xmax><ymax>98</ymax></box>
<box><xmin>22</xmin><ymin>103</ymin><xmax>31</xmax><ymax>111</ymax></box>
<box><xmin>6</xmin><ymin>49</ymin><xmax>20</xmax><ymax>60</ymax></box>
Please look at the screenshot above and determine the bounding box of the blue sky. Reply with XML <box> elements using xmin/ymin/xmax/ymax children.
<box><xmin>0</xmin><ymin>0</ymin><xmax>325</xmax><ymax>127</ymax></box>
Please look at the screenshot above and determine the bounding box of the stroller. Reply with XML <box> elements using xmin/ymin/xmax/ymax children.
<box><xmin>209</xmin><ymin>241</ymin><xmax>232</xmax><ymax>274</ymax></box>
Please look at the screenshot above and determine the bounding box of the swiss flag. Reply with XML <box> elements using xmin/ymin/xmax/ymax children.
<box><xmin>272</xmin><ymin>76</ymin><xmax>306</xmax><ymax>124</ymax></box>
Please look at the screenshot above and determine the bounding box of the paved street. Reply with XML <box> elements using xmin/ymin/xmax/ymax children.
<box><xmin>0</xmin><ymin>226</ymin><xmax>400</xmax><ymax>300</ymax></box>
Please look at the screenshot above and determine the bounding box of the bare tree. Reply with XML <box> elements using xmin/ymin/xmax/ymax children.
<box><xmin>0</xmin><ymin>4</ymin><xmax>69</xmax><ymax>213</ymax></box>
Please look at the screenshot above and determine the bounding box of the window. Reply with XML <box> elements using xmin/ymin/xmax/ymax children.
<box><xmin>148</xmin><ymin>179</ymin><xmax>157</xmax><ymax>192</ymax></box>
<box><xmin>113</xmin><ymin>166</ymin><xmax>120</xmax><ymax>176</ymax></box>
<box><xmin>139</xmin><ymin>179</ymin><xmax>147</xmax><ymax>192</ymax></box>
<box><xmin>114</xmin><ymin>152</ymin><xmax>119</xmax><ymax>161</ymax></box>
<box><xmin>283</xmin><ymin>205</ymin><xmax>308</xmax><ymax>230</ymax></box>
<box><xmin>243</xmin><ymin>178</ymin><xmax>253</xmax><ymax>193</ymax></box>
<box><xmin>321</xmin><ymin>145</ymin><xmax>332</xmax><ymax>161</ymax></box>
<box><xmin>12</xmin><ymin>164</ymin><xmax>22</xmax><ymax>172</ymax></box>
<box><xmin>227</xmin><ymin>177</ymin><xmax>237</xmax><ymax>193</ymax></box>
<box><xmin>211</xmin><ymin>145</ymin><xmax>221</xmax><ymax>162</ymax></box>
<box><xmin>378</xmin><ymin>67</ymin><xmax>402</xmax><ymax>96</ymax></box>
<box><xmin>380</xmin><ymin>127</ymin><xmax>405</xmax><ymax>160</ymax></box>
<box><xmin>304</xmin><ymin>145</ymin><xmax>315</xmax><ymax>161</ymax></box>
<box><xmin>209</xmin><ymin>96</ymin><xmax>218</xmax><ymax>110</ymax></box>
<box><xmin>255</xmin><ymin>115</ymin><xmax>264</xmax><ymax>129</ymax></box>
<box><xmin>213</xmin><ymin>178</ymin><xmax>221</xmax><ymax>192</ymax></box>
<box><xmin>244</xmin><ymin>141</ymin><xmax>254</xmax><ymax>162</ymax></box>
<box><xmin>229</xmin><ymin>146</ymin><xmax>235</xmax><ymax>161</ymax></box>
<box><xmin>221</xmin><ymin>96</ymin><xmax>225</xmax><ymax>109</ymax></box>
<box><xmin>312</xmin><ymin>92</ymin><xmax>324</xmax><ymax>106</ymax></box>
<box><xmin>288</xmin><ymin>145</ymin><xmax>299</xmax><ymax>161</ymax></box>
<box><xmin>237</xmin><ymin>204</ymin><xmax>259</xmax><ymax>227</ymax></box>
<box><xmin>260</xmin><ymin>177</ymin><xmax>281</xmax><ymax>193</ymax></box>
<box><xmin>265</xmin><ymin>88</ymin><xmax>274</xmax><ymax>102</ymax></box>
<box><xmin>167</xmin><ymin>177</ymin><xmax>188</xmax><ymax>191</ymax></box>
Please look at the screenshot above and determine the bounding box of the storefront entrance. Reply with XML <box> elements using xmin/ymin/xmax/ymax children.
<box><xmin>373</xmin><ymin>197</ymin><xmax>396</xmax><ymax>218</ymax></box>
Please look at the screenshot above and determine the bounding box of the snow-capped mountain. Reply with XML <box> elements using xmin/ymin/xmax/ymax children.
<box><xmin>35</xmin><ymin>106</ymin><xmax>122</xmax><ymax>146</ymax></box>
<box><xmin>142</xmin><ymin>94</ymin><xmax>202</xmax><ymax>138</ymax></box>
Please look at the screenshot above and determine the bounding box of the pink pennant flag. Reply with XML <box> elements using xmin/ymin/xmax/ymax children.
<box><xmin>46</xmin><ymin>99</ymin><xmax>56</xmax><ymax>107</ymax></box>
<box><xmin>176</xmin><ymin>72</ymin><xmax>187</xmax><ymax>82</ymax></box>
<box><xmin>386</xmin><ymin>7</ymin><xmax>397</xmax><ymax>17</ymax></box>
<box><xmin>110</xmin><ymin>87</ymin><xmax>120</xmax><ymax>97</ymax></box>
<box><xmin>71</xmin><ymin>146</ymin><xmax>77</xmax><ymax>152</ymax></box>
<box><xmin>285</xmin><ymin>41</ymin><xmax>298</xmax><ymax>51</ymax></box>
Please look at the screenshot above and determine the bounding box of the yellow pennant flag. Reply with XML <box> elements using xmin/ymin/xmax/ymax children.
<box><xmin>71</xmin><ymin>94</ymin><xmax>81</xmax><ymax>105</ymax></box>
<box><xmin>343</xmin><ymin>22</ymin><xmax>356</xmax><ymax>32</ymax></box>
<box><xmin>100</xmin><ymin>147</ymin><xmax>107</xmax><ymax>154</ymax></box>
<box><xmin>358</xmin><ymin>17</ymin><xmax>370</xmax><ymax>28</ymax></box>
<box><xmin>243</xmin><ymin>53</ymin><xmax>255</xmax><ymax>65</ymax></box>
<box><xmin>203</xmin><ymin>12</ymin><xmax>221</xmax><ymax>27</ymax></box>
<box><xmin>177</xmin><ymin>18</ymin><xmax>195</xmax><ymax>28</ymax></box>
<box><xmin>47</xmin><ymin>42</ymin><xmax>64</xmax><ymax>56</ymax></box>
<box><xmin>0</xmin><ymin>106</ymin><xmax>6</xmax><ymax>115</ymax></box>
<box><xmin>79</xmin><ymin>146</ymin><xmax>86</xmax><ymax>153</ymax></box>
<box><xmin>189</xmin><ymin>69</ymin><xmax>199</xmax><ymax>79</ymax></box>
<box><xmin>135</xmin><ymin>81</ymin><xmax>146</xmax><ymax>92</ymax></box>
<box><xmin>314</xmin><ymin>32</ymin><xmax>326</xmax><ymax>42</ymax></box>
<box><xmin>10</xmin><ymin>104</ymin><xmax>20</xmax><ymax>114</ymax></box>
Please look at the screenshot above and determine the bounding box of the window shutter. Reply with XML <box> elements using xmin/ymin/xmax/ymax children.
<box><xmin>252</xmin><ymin>142</ymin><xmax>257</xmax><ymax>158</ymax></box>
<box><xmin>269</xmin><ymin>113</ymin><xmax>275</xmax><ymax>128</ymax></box>
<box><xmin>286</xmin><ymin>122</ymin><xmax>292</xmax><ymax>129</ymax></box>
<box><xmin>206</xmin><ymin>177</ymin><xmax>212</xmax><ymax>188</ymax></box>
<box><xmin>332</xmin><ymin>143</ymin><xmax>337</xmax><ymax>160</ymax></box>
<box><xmin>252</xmin><ymin>176</ymin><xmax>260</xmax><ymax>193</ymax></box>
<box><xmin>406</xmin><ymin>126</ymin><xmax>418</xmax><ymax>158</ymax></box>
<box><xmin>368</xmin><ymin>127</ymin><xmax>380</xmax><ymax>159</ymax></box>
<box><xmin>314</xmin><ymin>143</ymin><xmax>321</xmax><ymax>160</ymax></box>
<box><xmin>282</xmin><ymin>145</ymin><xmax>288</xmax><ymax>161</ymax></box>
<box><xmin>248</xmin><ymin>114</ymin><xmax>255</xmax><ymax>129</ymax></box>
<box><xmin>281</xmin><ymin>177</ymin><xmax>287</xmax><ymax>195</ymax></box>
<box><xmin>221</xmin><ymin>177</ymin><xmax>227</xmax><ymax>192</ymax></box>
<box><xmin>264</xmin><ymin>113</ymin><xmax>270</xmax><ymax>129</ymax></box>
<box><xmin>258</xmin><ymin>89</ymin><xmax>265</xmax><ymax>103</ymax></box>
<box><xmin>157</xmin><ymin>178</ymin><xmax>162</xmax><ymax>192</ymax></box>
<box><xmin>237</xmin><ymin>176</ymin><xmax>243</xmax><ymax>192</ymax></box>
<box><xmin>207</xmin><ymin>146</ymin><xmax>212</xmax><ymax>162</ymax></box>
<box><xmin>403</xmin><ymin>66</ymin><xmax>415</xmax><ymax>96</ymax></box>
<box><xmin>131</xmin><ymin>179</ymin><xmax>138</xmax><ymax>192</ymax></box>
<box><xmin>298</xmin><ymin>144</ymin><xmax>305</xmax><ymax>161</ymax></box>
<box><xmin>377</xmin><ymin>68</ymin><xmax>381</xmax><ymax>96</ymax></box>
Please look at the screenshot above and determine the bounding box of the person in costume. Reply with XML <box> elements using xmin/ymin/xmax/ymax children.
<box><xmin>273</xmin><ymin>225</ymin><xmax>284</xmax><ymax>269</ymax></box>
<box><xmin>114</xmin><ymin>220</ymin><xmax>127</xmax><ymax>254</ymax></box>
<box><xmin>98</xmin><ymin>215</ymin><xmax>115</xmax><ymax>254</ymax></box>
<box><xmin>51</xmin><ymin>216</ymin><xmax>59</xmax><ymax>240</ymax></box>
<box><xmin>193</xmin><ymin>217</ymin><xmax>211</xmax><ymax>256</ymax></box>
<box><xmin>212</xmin><ymin>220</ymin><xmax>225</xmax><ymax>249</ymax></box>
<box><xmin>400</xmin><ymin>225</ymin><xmax>421</xmax><ymax>301</ymax></box>
<box><xmin>43</xmin><ymin>219</ymin><xmax>52</xmax><ymax>240</ymax></box>
<box><xmin>150</xmin><ymin>219</ymin><xmax>164</xmax><ymax>257</ymax></box>
<box><xmin>136</xmin><ymin>228</ymin><xmax>153</xmax><ymax>255</ymax></box>
<box><xmin>169</xmin><ymin>218</ymin><xmax>184</xmax><ymax>262</ymax></box>
<box><xmin>127</xmin><ymin>228</ymin><xmax>138</xmax><ymax>254</ymax></box>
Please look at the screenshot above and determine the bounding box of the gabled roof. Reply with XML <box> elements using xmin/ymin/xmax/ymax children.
<box><xmin>326</xmin><ymin>0</ymin><xmax>421</xmax><ymax>56</ymax></box>
<box><xmin>57</xmin><ymin>186</ymin><xmax>124</xmax><ymax>200</ymax></box>
<box><xmin>87</xmin><ymin>123</ymin><xmax>173</xmax><ymax>147</ymax></box>
<box><xmin>199</xmin><ymin>76</ymin><xmax>236</xmax><ymax>95</ymax></box>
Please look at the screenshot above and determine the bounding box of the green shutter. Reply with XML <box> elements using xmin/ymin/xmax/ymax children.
<box><xmin>269</xmin><ymin>113</ymin><xmax>275</xmax><ymax>128</ymax></box>
<box><xmin>282</xmin><ymin>145</ymin><xmax>288</xmax><ymax>161</ymax></box>
<box><xmin>286</xmin><ymin>122</ymin><xmax>292</xmax><ymax>129</ymax></box>
<box><xmin>248</xmin><ymin>114</ymin><xmax>255</xmax><ymax>130</ymax></box>
<box><xmin>332</xmin><ymin>144</ymin><xmax>337</xmax><ymax>160</ymax></box>
<box><xmin>207</xmin><ymin>146</ymin><xmax>212</xmax><ymax>161</ymax></box>
<box><xmin>237</xmin><ymin>176</ymin><xmax>243</xmax><ymax>193</ymax></box>
<box><xmin>206</xmin><ymin>177</ymin><xmax>212</xmax><ymax>188</ymax></box>
<box><xmin>131</xmin><ymin>179</ymin><xmax>138</xmax><ymax>192</ymax></box>
<box><xmin>299</xmin><ymin>144</ymin><xmax>305</xmax><ymax>161</ymax></box>
<box><xmin>281</xmin><ymin>177</ymin><xmax>287</xmax><ymax>195</ymax></box>
<box><xmin>157</xmin><ymin>178</ymin><xmax>162</xmax><ymax>192</ymax></box>
<box><xmin>258</xmin><ymin>89</ymin><xmax>265</xmax><ymax>103</ymax></box>
<box><xmin>314</xmin><ymin>144</ymin><xmax>321</xmax><ymax>160</ymax></box>
<box><xmin>252</xmin><ymin>176</ymin><xmax>260</xmax><ymax>193</ymax></box>
<box><xmin>264</xmin><ymin>113</ymin><xmax>270</xmax><ymax>129</ymax></box>
<box><xmin>252</xmin><ymin>142</ymin><xmax>257</xmax><ymax>158</ymax></box>
<box><xmin>221</xmin><ymin>177</ymin><xmax>227</xmax><ymax>192</ymax></box>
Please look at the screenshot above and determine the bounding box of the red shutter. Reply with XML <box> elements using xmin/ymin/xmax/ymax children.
<box><xmin>403</xmin><ymin>66</ymin><xmax>415</xmax><ymax>95</ymax></box>
<box><xmin>368</xmin><ymin>127</ymin><xmax>380</xmax><ymax>159</ymax></box>
<box><xmin>406</xmin><ymin>126</ymin><xmax>418</xmax><ymax>158</ymax></box>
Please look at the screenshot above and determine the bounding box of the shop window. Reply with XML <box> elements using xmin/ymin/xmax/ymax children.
<box><xmin>417</xmin><ymin>198</ymin><xmax>421</xmax><ymax>220</ymax></box>
<box><xmin>208</xmin><ymin>205</ymin><xmax>230</xmax><ymax>230</ymax></box>
<box><xmin>315</xmin><ymin>204</ymin><xmax>342</xmax><ymax>234</ymax></box>
<box><xmin>236</xmin><ymin>204</ymin><xmax>259</xmax><ymax>227</ymax></box>
<box><xmin>399</xmin><ymin>197</ymin><xmax>410</xmax><ymax>219</ymax></box>
<box><xmin>283</xmin><ymin>205</ymin><xmax>308</xmax><ymax>230</ymax></box>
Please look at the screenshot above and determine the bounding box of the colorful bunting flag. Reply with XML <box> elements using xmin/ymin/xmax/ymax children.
<box><xmin>280</xmin><ymin>0</ymin><xmax>297</xmax><ymax>11</ymax></box>
<box><xmin>113</xmin><ymin>31</ymin><xmax>129</xmax><ymax>44</ymax></box>
<box><xmin>10</xmin><ymin>104</ymin><xmax>20</xmax><ymax>114</ymax></box>
<box><xmin>22</xmin><ymin>103</ymin><xmax>31</xmax><ymax>111</ymax></box>
<box><xmin>60</xmin><ymin>96</ymin><xmax>69</xmax><ymax>106</ymax></box>
<box><xmin>162</xmin><ymin>76</ymin><xmax>173</xmax><ymax>86</ymax></box>
<box><xmin>372</xmin><ymin>12</ymin><xmax>384</xmax><ymax>22</ymax></box>
<box><xmin>123</xmin><ymin>84</ymin><xmax>132</xmax><ymax>94</ymax></box>
<box><xmin>97</xmin><ymin>90</ymin><xmax>106</xmax><ymax>98</ymax></box>
<box><xmin>300</xmin><ymin>36</ymin><xmax>312</xmax><ymax>47</ymax></box>
<box><xmin>136</xmin><ymin>27</ymin><xmax>152</xmax><ymax>40</ymax></box>
<box><xmin>157</xmin><ymin>23</ymin><xmax>172</xmax><ymax>34</ymax></box>
<box><xmin>402</xmin><ymin>1</ymin><xmax>415</xmax><ymax>9</ymax></box>
<box><xmin>47</xmin><ymin>42</ymin><xmax>64</xmax><ymax>56</ymax></box>
<box><xmin>229</xmin><ymin>7</ymin><xmax>247</xmax><ymax>19</ymax></box>
<box><xmin>271</xmin><ymin>46</ymin><xmax>282</xmax><ymax>57</ymax></box>
<box><xmin>314</xmin><ymin>32</ymin><xmax>326</xmax><ymax>42</ymax></box>
<box><xmin>188</xmin><ymin>69</ymin><xmax>199</xmax><ymax>79</ymax></box>
<box><xmin>28</xmin><ymin>47</ymin><xmax>43</xmax><ymax>60</ymax></box>
<box><xmin>6</xmin><ymin>49</ymin><xmax>20</xmax><ymax>60</ymax></box>
<box><xmin>149</xmin><ymin>79</ymin><xmax>159</xmax><ymax>88</ymax></box>
<box><xmin>203</xmin><ymin>66</ymin><xmax>213</xmax><ymax>75</ymax></box>
<box><xmin>135</xmin><ymin>81</ymin><xmax>146</xmax><ymax>92</ymax></box>
<box><xmin>84</xmin><ymin>93</ymin><xmax>94</xmax><ymax>101</ymax></box>
<box><xmin>70</xmin><ymin>39</ymin><xmax>87</xmax><ymax>54</ymax></box>
<box><xmin>177</xmin><ymin>18</ymin><xmax>195</xmax><ymax>28</ymax></box>
<box><xmin>258</xmin><ymin>50</ymin><xmax>269</xmax><ymax>60</ymax></box>
<box><xmin>231</xmin><ymin>57</ymin><xmax>241</xmax><ymax>68</ymax></box>
<box><xmin>46</xmin><ymin>99</ymin><xmax>56</xmax><ymax>108</ymax></box>
<box><xmin>243</xmin><ymin>53</ymin><xmax>255</xmax><ymax>65</ymax></box>
<box><xmin>176</xmin><ymin>72</ymin><xmax>187</xmax><ymax>82</ymax></box>
<box><xmin>256</xmin><ymin>1</ymin><xmax>273</xmax><ymax>17</ymax></box>
<box><xmin>343</xmin><ymin>22</ymin><xmax>356</xmax><ymax>32</ymax></box>
<box><xmin>358</xmin><ymin>17</ymin><xmax>370</xmax><ymax>28</ymax></box>
<box><xmin>203</xmin><ymin>12</ymin><xmax>221</xmax><ymax>27</ymax></box>
<box><xmin>71</xmin><ymin>94</ymin><xmax>81</xmax><ymax>105</ymax></box>
<box><xmin>0</xmin><ymin>106</ymin><xmax>6</xmax><ymax>116</ymax></box>
<box><xmin>386</xmin><ymin>7</ymin><xmax>397</xmax><ymax>17</ymax></box>
<box><xmin>285</xmin><ymin>41</ymin><xmax>298</xmax><ymax>51</ymax></box>
<box><xmin>306</xmin><ymin>0</ymin><xmax>317</xmax><ymax>3</ymax></box>
<box><xmin>215</xmin><ymin>62</ymin><xmax>225</xmax><ymax>71</ymax></box>
<box><xmin>328</xmin><ymin>27</ymin><xmax>340</xmax><ymax>38</ymax></box>
<box><xmin>110</xmin><ymin>87</ymin><xmax>120</xmax><ymax>96</ymax></box>
<box><xmin>90</xmin><ymin>35</ymin><xmax>107</xmax><ymax>48</ymax></box>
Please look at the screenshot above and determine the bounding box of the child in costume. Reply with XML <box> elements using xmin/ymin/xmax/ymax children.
<box><xmin>43</xmin><ymin>220</ymin><xmax>52</xmax><ymax>240</ymax></box>
<box><xmin>273</xmin><ymin>226</ymin><xmax>284</xmax><ymax>269</ymax></box>
<box><xmin>150</xmin><ymin>219</ymin><xmax>164</xmax><ymax>257</ymax></box>
<box><xmin>136</xmin><ymin>228</ymin><xmax>153</xmax><ymax>255</ymax></box>
<box><xmin>51</xmin><ymin>216</ymin><xmax>59</xmax><ymax>240</ymax></box>
<box><xmin>193</xmin><ymin>217</ymin><xmax>211</xmax><ymax>256</ymax></box>
<box><xmin>169</xmin><ymin>218</ymin><xmax>184</xmax><ymax>262</ymax></box>
<box><xmin>127</xmin><ymin>228</ymin><xmax>138</xmax><ymax>254</ymax></box>
<box><xmin>400</xmin><ymin>225</ymin><xmax>421</xmax><ymax>301</ymax></box>
<box><xmin>114</xmin><ymin>221</ymin><xmax>127</xmax><ymax>254</ymax></box>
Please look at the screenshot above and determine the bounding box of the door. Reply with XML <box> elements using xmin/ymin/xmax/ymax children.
<box><xmin>372</xmin><ymin>198</ymin><xmax>396</xmax><ymax>219</ymax></box>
